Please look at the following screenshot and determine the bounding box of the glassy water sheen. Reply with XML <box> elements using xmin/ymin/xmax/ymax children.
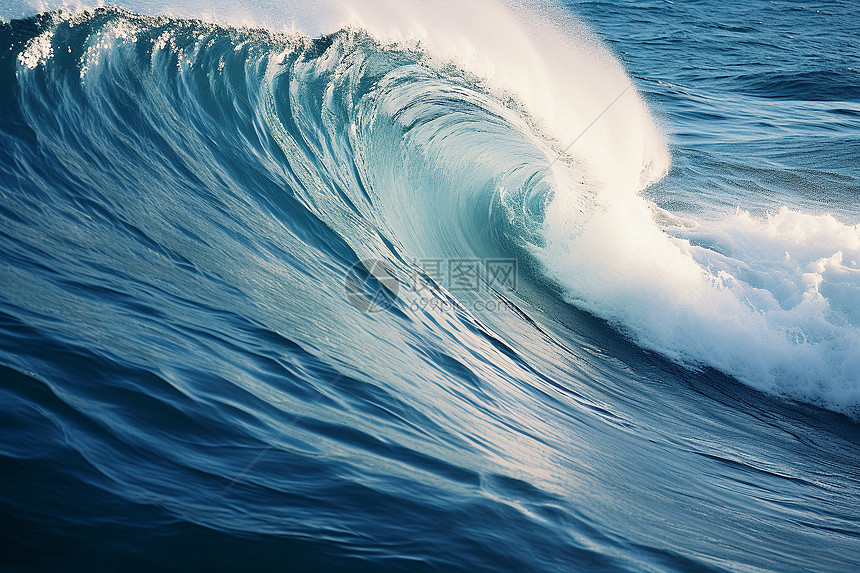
<box><xmin>0</xmin><ymin>0</ymin><xmax>858</xmax><ymax>571</ymax></box>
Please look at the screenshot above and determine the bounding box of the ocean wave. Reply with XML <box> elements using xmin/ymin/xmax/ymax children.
<box><xmin>2</xmin><ymin>3</ymin><xmax>860</xmax><ymax>570</ymax></box>
<box><xmin>6</xmin><ymin>4</ymin><xmax>859</xmax><ymax>418</ymax></box>
<box><xmin>736</xmin><ymin>69</ymin><xmax>860</xmax><ymax>102</ymax></box>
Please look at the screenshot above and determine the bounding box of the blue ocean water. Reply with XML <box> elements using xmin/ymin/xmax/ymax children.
<box><xmin>1</xmin><ymin>0</ymin><xmax>858</xmax><ymax>571</ymax></box>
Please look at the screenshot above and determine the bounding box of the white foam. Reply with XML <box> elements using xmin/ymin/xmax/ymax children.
<box><xmin>538</xmin><ymin>190</ymin><xmax>860</xmax><ymax>413</ymax></box>
<box><xmin>17</xmin><ymin>30</ymin><xmax>54</xmax><ymax>68</ymax></box>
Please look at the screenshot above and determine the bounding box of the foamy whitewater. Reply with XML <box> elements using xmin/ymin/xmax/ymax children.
<box><xmin>1</xmin><ymin>0</ymin><xmax>858</xmax><ymax>570</ymax></box>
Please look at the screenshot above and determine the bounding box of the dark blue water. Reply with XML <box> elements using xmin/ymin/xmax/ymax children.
<box><xmin>1</xmin><ymin>1</ymin><xmax>858</xmax><ymax>571</ymax></box>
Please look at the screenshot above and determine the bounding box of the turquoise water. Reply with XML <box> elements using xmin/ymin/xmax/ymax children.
<box><xmin>1</xmin><ymin>1</ymin><xmax>858</xmax><ymax>571</ymax></box>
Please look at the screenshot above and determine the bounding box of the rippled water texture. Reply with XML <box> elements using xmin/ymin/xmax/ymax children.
<box><xmin>1</xmin><ymin>1</ymin><xmax>858</xmax><ymax>571</ymax></box>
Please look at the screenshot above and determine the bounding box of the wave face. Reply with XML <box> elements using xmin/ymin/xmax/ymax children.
<box><xmin>1</xmin><ymin>3</ymin><xmax>859</xmax><ymax>572</ymax></box>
